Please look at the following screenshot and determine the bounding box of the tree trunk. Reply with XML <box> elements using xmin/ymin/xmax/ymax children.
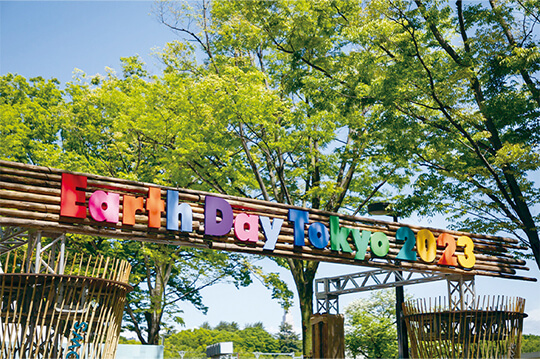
<box><xmin>144</xmin><ymin>310</ymin><xmax>162</xmax><ymax>345</ymax></box>
<box><xmin>288</xmin><ymin>258</ymin><xmax>319</xmax><ymax>357</ymax></box>
<box><xmin>146</xmin><ymin>279</ymin><xmax>164</xmax><ymax>345</ymax></box>
<box><xmin>515</xmin><ymin>204</ymin><xmax>540</xmax><ymax>269</ymax></box>
<box><xmin>142</xmin><ymin>252</ymin><xmax>171</xmax><ymax>345</ymax></box>
<box><xmin>525</xmin><ymin>226</ymin><xmax>540</xmax><ymax>271</ymax></box>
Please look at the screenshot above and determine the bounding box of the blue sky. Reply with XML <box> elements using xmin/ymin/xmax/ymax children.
<box><xmin>1</xmin><ymin>1</ymin><xmax>540</xmax><ymax>337</ymax></box>
<box><xmin>1</xmin><ymin>1</ymin><xmax>177</xmax><ymax>83</ymax></box>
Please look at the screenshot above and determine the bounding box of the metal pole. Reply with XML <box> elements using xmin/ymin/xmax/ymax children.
<box><xmin>396</xmin><ymin>281</ymin><xmax>408</xmax><ymax>358</ymax></box>
<box><xmin>35</xmin><ymin>231</ymin><xmax>42</xmax><ymax>273</ymax></box>
<box><xmin>394</xmin><ymin>214</ymin><xmax>409</xmax><ymax>359</ymax></box>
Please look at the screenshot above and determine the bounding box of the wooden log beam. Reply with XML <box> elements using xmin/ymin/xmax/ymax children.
<box><xmin>0</xmin><ymin>160</ymin><xmax>535</xmax><ymax>281</ymax></box>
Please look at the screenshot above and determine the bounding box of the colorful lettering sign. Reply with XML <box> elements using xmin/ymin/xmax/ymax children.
<box><xmin>57</xmin><ymin>174</ymin><xmax>478</xmax><ymax>269</ymax></box>
<box><xmin>66</xmin><ymin>321</ymin><xmax>88</xmax><ymax>359</ymax></box>
<box><xmin>0</xmin><ymin>160</ymin><xmax>532</xmax><ymax>280</ymax></box>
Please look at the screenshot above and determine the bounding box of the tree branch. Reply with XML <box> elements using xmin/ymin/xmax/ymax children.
<box><xmin>489</xmin><ymin>0</ymin><xmax>540</xmax><ymax>107</ymax></box>
<box><xmin>353</xmin><ymin>178</ymin><xmax>389</xmax><ymax>216</ymax></box>
<box><xmin>238</xmin><ymin>123</ymin><xmax>270</xmax><ymax>201</ymax></box>
<box><xmin>414</xmin><ymin>0</ymin><xmax>465</xmax><ymax>66</ymax></box>
<box><xmin>125</xmin><ymin>305</ymin><xmax>148</xmax><ymax>344</ymax></box>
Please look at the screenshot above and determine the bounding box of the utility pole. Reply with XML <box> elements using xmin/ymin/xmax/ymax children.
<box><xmin>368</xmin><ymin>203</ymin><xmax>409</xmax><ymax>359</ymax></box>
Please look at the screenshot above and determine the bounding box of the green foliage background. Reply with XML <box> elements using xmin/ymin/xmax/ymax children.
<box><xmin>163</xmin><ymin>322</ymin><xmax>301</xmax><ymax>358</ymax></box>
<box><xmin>2</xmin><ymin>0</ymin><xmax>539</xmax><ymax>352</ymax></box>
<box><xmin>344</xmin><ymin>289</ymin><xmax>403</xmax><ymax>359</ymax></box>
<box><xmin>522</xmin><ymin>334</ymin><xmax>540</xmax><ymax>353</ymax></box>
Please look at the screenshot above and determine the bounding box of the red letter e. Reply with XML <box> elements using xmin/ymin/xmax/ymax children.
<box><xmin>60</xmin><ymin>173</ymin><xmax>87</xmax><ymax>218</ymax></box>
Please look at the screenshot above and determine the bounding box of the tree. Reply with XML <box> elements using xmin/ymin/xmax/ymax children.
<box><xmin>344</xmin><ymin>289</ymin><xmax>399</xmax><ymax>359</ymax></box>
<box><xmin>122</xmin><ymin>244</ymin><xmax>255</xmax><ymax>345</ymax></box>
<box><xmin>522</xmin><ymin>334</ymin><xmax>540</xmax><ymax>353</ymax></box>
<box><xmin>0</xmin><ymin>61</ymin><xmax>293</xmax><ymax>345</ymax></box>
<box><xmin>163</xmin><ymin>322</ymin><xmax>280</xmax><ymax>358</ymax></box>
<box><xmin>154</xmin><ymin>2</ymin><xmax>412</xmax><ymax>354</ymax></box>
<box><xmin>355</xmin><ymin>0</ymin><xmax>540</xmax><ymax>267</ymax></box>
<box><xmin>214</xmin><ymin>321</ymin><xmax>240</xmax><ymax>332</ymax></box>
<box><xmin>237</xmin><ymin>323</ymin><xmax>280</xmax><ymax>354</ymax></box>
<box><xmin>204</xmin><ymin>0</ymin><xmax>540</xmax><ymax>269</ymax></box>
<box><xmin>56</xmin><ymin>63</ymin><xmax>259</xmax><ymax>345</ymax></box>
<box><xmin>275</xmin><ymin>322</ymin><xmax>301</xmax><ymax>354</ymax></box>
<box><xmin>0</xmin><ymin>74</ymin><xmax>64</xmax><ymax>165</ymax></box>
<box><xmin>158</xmin><ymin>6</ymin><xmax>540</xmax><ymax>354</ymax></box>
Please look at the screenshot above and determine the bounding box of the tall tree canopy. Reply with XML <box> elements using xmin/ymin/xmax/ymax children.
<box><xmin>200</xmin><ymin>0</ymin><xmax>540</xmax><ymax>263</ymax></box>
<box><xmin>0</xmin><ymin>61</ymin><xmax>293</xmax><ymax>345</ymax></box>
<box><xmin>155</xmin><ymin>0</ymin><xmax>412</xmax><ymax>354</ymax></box>
<box><xmin>154</xmin><ymin>0</ymin><xmax>540</xmax><ymax>353</ymax></box>
<box><xmin>0</xmin><ymin>74</ymin><xmax>64</xmax><ymax>166</ymax></box>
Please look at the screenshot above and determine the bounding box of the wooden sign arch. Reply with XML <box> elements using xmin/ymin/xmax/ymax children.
<box><xmin>0</xmin><ymin>160</ymin><xmax>535</xmax><ymax>282</ymax></box>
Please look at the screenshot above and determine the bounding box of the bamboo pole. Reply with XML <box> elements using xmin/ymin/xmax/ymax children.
<box><xmin>0</xmin><ymin>247</ymin><xmax>131</xmax><ymax>359</ymax></box>
<box><xmin>403</xmin><ymin>295</ymin><xmax>526</xmax><ymax>359</ymax></box>
<box><xmin>0</xmin><ymin>208</ymin><xmax>528</xmax><ymax>273</ymax></box>
<box><xmin>1</xmin><ymin>160</ymin><xmax>534</xmax><ymax>282</ymax></box>
<box><xmin>2</xmin><ymin>218</ymin><xmax>534</xmax><ymax>281</ymax></box>
<box><xmin>0</xmin><ymin>159</ymin><xmax>523</xmax><ymax>243</ymax></box>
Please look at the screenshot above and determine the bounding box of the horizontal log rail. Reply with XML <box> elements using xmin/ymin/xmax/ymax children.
<box><xmin>0</xmin><ymin>160</ymin><xmax>535</xmax><ymax>281</ymax></box>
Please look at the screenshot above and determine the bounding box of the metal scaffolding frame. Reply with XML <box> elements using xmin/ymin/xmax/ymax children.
<box><xmin>447</xmin><ymin>274</ymin><xmax>476</xmax><ymax>310</ymax></box>
<box><xmin>315</xmin><ymin>268</ymin><xmax>465</xmax><ymax>314</ymax></box>
<box><xmin>0</xmin><ymin>226</ymin><xmax>33</xmax><ymax>257</ymax></box>
<box><xmin>0</xmin><ymin>226</ymin><xmax>66</xmax><ymax>275</ymax></box>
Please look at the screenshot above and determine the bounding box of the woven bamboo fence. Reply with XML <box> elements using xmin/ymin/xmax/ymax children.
<box><xmin>0</xmin><ymin>248</ymin><xmax>131</xmax><ymax>359</ymax></box>
<box><xmin>403</xmin><ymin>296</ymin><xmax>526</xmax><ymax>359</ymax></box>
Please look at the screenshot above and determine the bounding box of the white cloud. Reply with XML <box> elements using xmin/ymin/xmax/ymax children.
<box><xmin>524</xmin><ymin>308</ymin><xmax>540</xmax><ymax>335</ymax></box>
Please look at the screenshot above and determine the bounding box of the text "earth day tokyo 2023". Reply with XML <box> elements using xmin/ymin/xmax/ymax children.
<box><xmin>59</xmin><ymin>173</ymin><xmax>476</xmax><ymax>269</ymax></box>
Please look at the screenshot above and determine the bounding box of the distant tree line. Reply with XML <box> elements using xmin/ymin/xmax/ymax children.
<box><xmin>522</xmin><ymin>334</ymin><xmax>540</xmax><ymax>354</ymax></box>
<box><xmin>162</xmin><ymin>321</ymin><xmax>301</xmax><ymax>359</ymax></box>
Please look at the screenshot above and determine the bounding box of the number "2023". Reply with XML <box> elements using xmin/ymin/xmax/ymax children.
<box><xmin>395</xmin><ymin>227</ymin><xmax>476</xmax><ymax>268</ymax></box>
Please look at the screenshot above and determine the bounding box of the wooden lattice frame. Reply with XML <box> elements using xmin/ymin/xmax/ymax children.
<box><xmin>0</xmin><ymin>249</ymin><xmax>131</xmax><ymax>359</ymax></box>
<box><xmin>403</xmin><ymin>296</ymin><xmax>526</xmax><ymax>359</ymax></box>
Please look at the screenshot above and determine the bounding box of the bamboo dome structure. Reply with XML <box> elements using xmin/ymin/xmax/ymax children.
<box><xmin>403</xmin><ymin>295</ymin><xmax>527</xmax><ymax>359</ymax></box>
<box><xmin>0</xmin><ymin>230</ymin><xmax>131</xmax><ymax>359</ymax></box>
